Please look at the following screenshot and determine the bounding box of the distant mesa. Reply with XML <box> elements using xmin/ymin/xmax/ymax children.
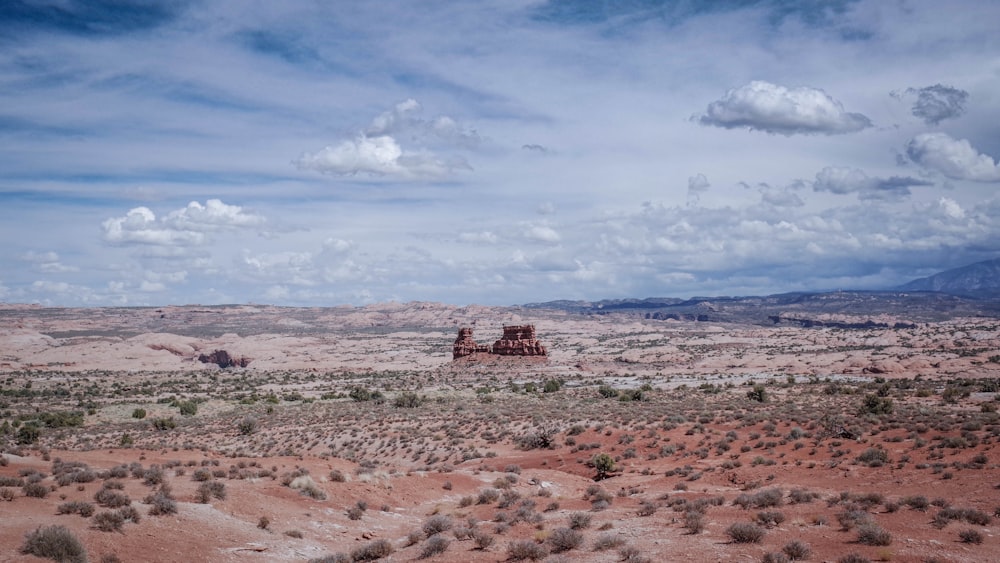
<box><xmin>453</xmin><ymin>325</ymin><xmax>547</xmax><ymax>360</ymax></box>
<box><xmin>198</xmin><ymin>349</ymin><xmax>251</xmax><ymax>368</ymax></box>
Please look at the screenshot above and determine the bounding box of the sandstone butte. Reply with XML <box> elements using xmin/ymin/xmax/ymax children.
<box><xmin>452</xmin><ymin>324</ymin><xmax>547</xmax><ymax>359</ymax></box>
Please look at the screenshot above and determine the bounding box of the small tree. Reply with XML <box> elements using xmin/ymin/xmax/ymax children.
<box><xmin>592</xmin><ymin>453</ymin><xmax>616</xmax><ymax>481</ymax></box>
<box><xmin>747</xmin><ymin>384</ymin><xmax>767</xmax><ymax>403</ymax></box>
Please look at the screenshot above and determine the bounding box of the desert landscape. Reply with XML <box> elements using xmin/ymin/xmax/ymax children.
<box><xmin>2</xmin><ymin>299</ymin><xmax>1000</xmax><ymax>563</ymax></box>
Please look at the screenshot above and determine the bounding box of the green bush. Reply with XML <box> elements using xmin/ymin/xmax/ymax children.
<box><xmin>131</xmin><ymin>408</ymin><xmax>146</xmax><ymax>419</ymax></box>
<box><xmin>542</xmin><ymin>379</ymin><xmax>561</xmax><ymax>393</ymax></box>
<box><xmin>592</xmin><ymin>453</ymin><xmax>616</xmax><ymax>481</ymax></box>
<box><xmin>860</xmin><ymin>394</ymin><xmax>893</xmax><ymax>415</ymax></box>
<box><xmin>747</xmin><ymin>384</ymin><xmax>767</xmax><ymax>403</ymax></box>
<box><xmin>177</xmin><ymin>401</ymin><xmax>197</xmax><ymax>416</ymax></box>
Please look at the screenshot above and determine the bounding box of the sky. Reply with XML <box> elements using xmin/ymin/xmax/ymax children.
<box><xmin>2</xmin><ymin>0</ymin><xmax>1000</xmax><ymax>307</ymax></box>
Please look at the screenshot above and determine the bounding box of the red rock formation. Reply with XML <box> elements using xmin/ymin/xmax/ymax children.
<box><xmin>492</xmin><ymin>324</ymin><xmax>547</xmax><ymax>356</ymax></box>
<box><xmin>453</xmin><ymin>328</ymin><xmax>490</xmax><ymax>359</ymax></box>
<box><xmin>198</xmin><ymin>349</ymin><xmax>251</xmax><ymax>368</ymax></box>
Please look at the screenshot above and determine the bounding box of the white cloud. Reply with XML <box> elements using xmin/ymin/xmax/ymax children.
<box><xmin>164</xmin><ymin>199</ymin><xmax>264</xmax><ymax>230</ymax></box>
<box><xmin>297</xmin><ymin>99</ymin><xmax>476</xmax><ymax>179</ymax></box>
<box><xmin>102</xmin><ymin>207</ymin><xmax>206</xmax><ymax>246</ymax></box>
<box><xmin>102</xmin><ymin>200</ymin><xmax>264</xmax><ymax>246</ymax></box>
<box><xmin>906</xmin><ymin>133</ymin><xmax>1000</xmax><ymax>182</ymax></box>
<box><xmin>698</xmin><ymin>81</ymin><xmax>872</xmax><ymax>135</ymax></box>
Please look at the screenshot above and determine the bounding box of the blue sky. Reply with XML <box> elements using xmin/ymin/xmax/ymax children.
<box><xmin>2</xmin><ymin>0</ymin><xmax>1000</xmax><ymax>306</ymax></box>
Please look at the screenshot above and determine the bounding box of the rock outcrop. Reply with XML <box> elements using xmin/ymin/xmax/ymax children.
<box><xmin>453</xmin><ymin>325</ymin><xmax>547</xmax><ymax>359</ymax></box>
<box><xmin>492</xmin><ymin>325</ymin><xmax>547</xmax><ymax>356</ymax></box>
<box><xmin>198</xmin><ymin>349</ymin><xmax>251</xmax><ymax>368</ymax></box>
<box><xmin>452</xmin><ymin>328</ymin><xmax>490</xmax><ymax>359</ymax></box>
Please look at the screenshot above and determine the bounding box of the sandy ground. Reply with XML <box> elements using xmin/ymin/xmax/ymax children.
<box><xmin>1</xmin><ymin>303</ymin><xmax>1000</xmax><ymax>562</ymax></box>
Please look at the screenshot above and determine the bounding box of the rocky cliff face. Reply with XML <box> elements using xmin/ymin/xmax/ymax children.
<box><xmin>492</xmin><ymin>325</ymin><xmax>547</xmax><ymax>356</ymax></box>
<box><xmin>453</xmin><ymin>325</ymin><xmax>547</xmax><ymax>359</ymax></box>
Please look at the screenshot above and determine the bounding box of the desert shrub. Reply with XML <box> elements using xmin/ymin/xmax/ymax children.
<box><xmin>23</xmin><ymin>482</ymin><xmax>50</xmax><ymax>498</ymax></box>
<box><xmin>17</xmin><ymin>424</ymin><xmax>41</xmax><ymax>445</ymax></box>
<box><xmin>860</xmin><ymin>394</ymin><xmax>893</xmax><ymax>415</ymax></box>
<box><xmin>147</xmin><ymin>492</ymin><xmax>177</xmax><ymax>516</ymax></box>
<box><xmin>726</xmin><ymin>522</ymin><xmax>765</xmax><ymax>543</ymax></box>
<box><xmin>57</xmin><ymin>501</ymin><xmax>95</xmax><ymax>517</ymax></box>
<box><xmin>142</xmin><ymin>465</ymin><xmax>164</xmax><ymax>486</ymax></box>
<box><xmin>289</xmin><ymin>475</ymin><xmax>326</xmax><ymax>500</ymax></box>
<box><xmin>684</xmin><ymin>511</ymin><xmax>705</xmax><ymax>534</ymax></box>
<box><xmin>93</xmin><ymin>510</ymin><xmax>125</xmax><ymax>532</ymax></box>
<box><xmin>751</xmin><ymin>488</ymin><xmax>783</xmax><ymax>508</ymax></box>
<box><xmin>592</xmin><ymin>452</ymin><xmax>616</xmax><ymax>480</ymax></box>
<box><xmin>196</xmin><ymin>481</ymin><xmax>226</xmax><ymax>503</ymax></box>
<box><xmin>472</xmin><ymin>530</ymin><xmax>495</xmax><ymax>550</ymax></box>
<box><xmin>959</xmin><ymin>528</ymin><xmax>984</xmax><ymax>544</ymax></box>
<box><xmin>856</xmin><ymin>523</ymin><xmax>891</xmax><ymax>546</ymax></box>
<box><xmin>21</xmin><ymin>525</ymin><xmax>87</xmax><ymax>563</ymax></box>
<box><xmin>94</xmin><ymin>488</ymin><xmax>130</xmax><ymax>508</ymax></box>
<box><xmin>285</xmin><ymin>530</ymin><xmax>304</xmax><ymax>538</ymax></box>
<box><xmin>747</xmin><ymin>384</ymin><xmax>768</xmax><ymax>402</ymax></box>
<box><xmin>856</xmin><ymin>448</ymin><xmax>889</xmax><ymax>467</ymax></box>
<box><xmin>507</xmin><ymin>540</ymin><xmax>548</xmax><ymax>561</ymax></box>
<box><xmin>192</xmin><ymin>468</ymin><xmax>212</xmax><ymax>482</ymax></box>
<box><xmin>756</xmin><ymin>510</ymin><xmax>786</xmax><ymax>527</ymax></box>
<box><xmin>393</xmin><ymin>391</ymin><xmax>423</xmax><ymax>408</ymax></box>
<box><xmin>118</xmin><ymin>505</ymin><xmax>140</xmax><ymax>523</ymax></box>
<box><xmin>309</xmin><ymin>556</ymin><xmax>349</xmax><ymax>563</ymax></box>
<box><xmin>542</xmin><ymin>379</ymin><xmax>561</xmax><ymax>393</ymax></box>
<box><xmin>151</xmin><ymin>417</ymin><xmax>176</xmax><ymax>430</ymax></box>
<box><xmin>422</xmin><ymin>514</ymin><xmax>453</xmax><ymax>537</ymax></box>
<box><xmin>547</xmin><ymin>527</ymin><xmax>583</xmax><ymax>553</ymax></box>
<box><xmin>237</xmin><ymin>416</ymin><xmax>258</xmax><ymax>435</ymax></box>
<box><xmin>598</xmin><ymin>385</ymin><xmax>619</xmax><ymax>398</ymax></box>
<box><xmin>788</xmin><ymin>488</ymin><xmax>818</xmax><ymax>504</ymax></box>
<box><xmin>419</xmin><ymin>535</ymin><xmax>449</xmax><ymax>558</ymax></box>
<box><xmin>782</xmin><ymin>540</ymin><xmax>811</xmax><ymax>560</ymax></box>
<box><xmin>477</xmin><ymin>488</ymin><xmax>500</xmax><ymax>504</ymax></box>
<box><xmin>637</xmin><ymin>499</ymin><xmax>657</xmax><ymax>516</ymax></box>
<box><xmin>177</xmin><ymin>401</ymin><xmax>198</xmax><ymax>416</ymax></box>
<box><xmin>329</xmin><ymin>469</ymin><xmax>346</xmax><ymax>482</ymax></box>
<box><xmin>903</xmin><ymin>495</ymin><xmax>929</xmax><ymax>511</ymax></box>
<box><xmin>762</xmin><ymin>553</ymin><xmax>789</xmax><ymax>563</ymax></box>
<box><xmin>516</xmin><ymin>427</ymin><xmax>556</xmax><ymax>450</ymax></box>
<box><xmin>838</xmin><ymin>554</ymin><xmax>870</xmax><ymax>563</ymax></box>
<box><xmin>131</xmin><ymin>408</ymin><xmax>146</xmax><ymax>419</ymax></box>
<box><xmin>350</xmin><ymin>539</ymin><xmax>393</xmax><ymax>561</ymax></box>
<box><xmin>0</xmin><ymin>475</ymin><xmax>25</xmax><ymax>487</ymax></box>
<box><xmin>568</xmin><ymin>512</ymin><xmax>591</xmax><ymax>529</ymax></box>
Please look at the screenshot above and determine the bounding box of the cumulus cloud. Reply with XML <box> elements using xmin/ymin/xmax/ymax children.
<box><xmin>698</xmin><ymin>81</ymin><xmax>872</xmax><ymax>135</ymax></box>
<box><xmin>813</xmin><ymin>166</ymin><xmax>931</xmax><ymax>201</ymax></box>
<box><xmin>164</xmin><ymin>199</ymin><xmax>265</xmax><ymax>231</ymax></box>
<box><xmin>906</xmin><ymin>133</ymin><xmax>1000</xmax><ymax>182</ymax></box>
<box><xmin>102</xmin><ymin>200</ymin><xmax>264</xmax><ymax>246</ymax></box>
<box><xmin>296</xmin><ymin>134</ymin><xmax>470</xmax><ymax>178</ymax></box>
<box><xmin>297</xmin><ymin>99</ymin><xmax>476</xmax><ymax>179</ymax></box>
<box><xmin>896</xmin><ymin>84</ymin><xmax>969</xmax><ymax>125</ymax></box>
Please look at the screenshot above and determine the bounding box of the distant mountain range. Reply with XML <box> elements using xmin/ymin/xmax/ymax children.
<box><xmin>895</xmin><ymin>258</ymin><xmax>1000</xmax><ymax>297</ymax></box>
<box><xmin>523</xmin><ymin>258</ymin><xmax>1000</xmax><ymax>324</ymax></box>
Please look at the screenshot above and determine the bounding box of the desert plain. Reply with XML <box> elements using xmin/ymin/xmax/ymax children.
<box><xmin>2</xmin><ymin>301</ymin><xmax>1000</xmax><ymax>563</ymax></box>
